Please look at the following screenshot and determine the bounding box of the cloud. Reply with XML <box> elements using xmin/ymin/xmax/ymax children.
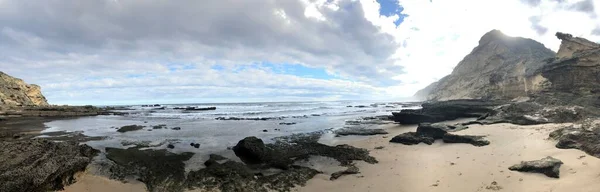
<box><xmin>0</xmin><ymin>0</ymin><xmax>407</xmax><ymax>104</ymax></box>
<box><xmin>0</xmin><ymin>0</ymin><xmax>598</xmax><ymax>104</ymax></box>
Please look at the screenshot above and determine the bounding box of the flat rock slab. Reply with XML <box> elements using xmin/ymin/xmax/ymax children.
<box><xmin>442</xmin><ymin>133</ymin><xmax>490</xmax><ymax>147</ymax></box>
<box><xmin>508</xmin><ymin>156</ymin><xmax>563</xmax><ymax>178</ymax></box>
<box><xmin>0</xmin><ymin>139</ymin><xmax>98</xmax><ymax>192</ymax></box>
<box><xmin>389</xmin><ymin>123</ymin><xmax>487</xmax><ymax>146</ymax></box>
<box><xmin>335</xmin><ymin>128</ymin><xmax>388</xmax><ymax>136</ymax></box>
<box><xmin>389</xmin><ymin>132</ymin><xmax>435</xmax><ymax>145</ymax></box>
<box><xmin>330</xmin><ymin>165</ymin><xmax>360</xmax><ymax>180</ymax></box>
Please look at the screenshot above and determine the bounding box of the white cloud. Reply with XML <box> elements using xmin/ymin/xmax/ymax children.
<box><xmin>0</xmin><ymin>0</ymin><xmax>598</xmax><ymax>104</ymax></box>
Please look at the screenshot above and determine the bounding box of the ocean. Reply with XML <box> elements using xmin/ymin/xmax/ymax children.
<box><xmin>39</xmin><ymin>100</ymin><xmax>416</xmax><ymax>168</ymax></box>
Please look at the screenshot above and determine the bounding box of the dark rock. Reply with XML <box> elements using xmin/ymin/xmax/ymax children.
<box><xmin>171</xmin><ymin>127</ymin><xmax>181</xmax><ymax>130</ymax></box>
<box><xmin>203</xmin><ymin>154</ymin><xmax>228</xmax><ymax>167</ymax></box>
<box><xmin>390</xmin><ymin>123</ymin><xmax>487</xmax><ymax>146</ymax></box>
<box><xmin>167</xmin><ymin>144</ymin><xmax>175</xmax><ymax>149</ymax></box>
<box><xmin>330</xmin><ymin>165</ymin><xmax>360</xmax><ymax>180</ymax></box>
<box><xmin>389</xmin><ymin>132</ymin><xmax>435</xmax><ymax>145</ymax></box>
<box><xmin>105</xmin><ymin>147</ymin><xmax>194</xmax><ymax>192</ymax></box>
<box><xmin>0</xmin><ymin>139</ymin><xmax>98</xmax><ymax>192</ymax></box>
<box><xmin>374</xmin><ymin>146</ymin><xmax>385</xmax><ymax>150</ymax></box>
<box><xmin>416</xmin><ymin>123</ymin><xmax>450</xmax><ymax>139</ymax></box>
<box><xmin>194</xmin><ymin>143</ymin><xmax>200</xmax><ymax>148</ymax></box>
<box><xmin>335</xmin><ymin>128</ymin><xmax>388</xmax><ymax>136</ymax></box>
<box><xmin>262</xmin><ymin>129</ymin><xmax>268</xmax><ymax>132</ymax></box>
<box><xmin>442</xmin><ymin>133</ymin><xmax>490</xmax><ymax>146</ymax></box>
<box><xmin>184</xmin><ymin>107</ymin><xmax>217</xmax><ymax>111</ymax></box>
<box><xmin>190</xmin><ymin>143</ymin><xmax>195</xmax><ymax>147</ymax></box>
<box><xmin>233</xmin><ymin>137</ymin><xmax>269</xmax><ymax>165</ymax></box>
<box><xmin>117</xmin><ymin>125</ymin><xmax>145</xmax><ymax>133</ymax></box>
<box><xmin>215</xmin><ymin>117</ymin><xmax>285</xmax><ymax>121</ymax></box>
<box><xmin>152</xmin><ymin>124</ymin><xmax>167</xmax><ymax>129</ymax></box>
<box><xmin>355</xmin><ymin>105</ymin><xmax>367</xmax><ymax>108</ymax></box>
<box><xmin>508</xmin><ymin>156</ymin><xmax>563</xmax><ymax>178</ymax></box>
<box><xmin>550</xmin><ymin>126</ymin><xmax>600</xmax><ymax>158</ymax></box>
<box><xmin>186</xmin><ymin>161</ymin><xmax>319</xmax><ymax>192</ymax></box>
<box><xmin>391</xmin><ymin>99</ymin><xmax>502</xmax><ymax>124</ymax></box>
<box><xmin>233</xmin><ymin>136</ymin><xmax>377</xmax><ymax>169</ymax></box>
<box><xmin>279</xmin><ymin>122</ymin><xmax>296</xmax><ymax>125</ymax></box>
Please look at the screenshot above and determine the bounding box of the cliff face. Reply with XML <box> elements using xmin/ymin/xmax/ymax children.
<box><xmin>0</xmin><ymin>72</ymin><xmax>48</xmax><ymax>107</ymax></box>
<box><xmin>416</xmin><ymin>30</ymin><xmax>556</xmax><ymax>101</ymax></box>
<box><xmin>539</xmin><ymin>33</ymin><xmax>600</xmax><ymax>94</ymax></box>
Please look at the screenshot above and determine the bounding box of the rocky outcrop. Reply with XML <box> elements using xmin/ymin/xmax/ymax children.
<box><xmin>0</xmin><ymin>72</ymin><xmax>48</xmax><ymax>107</ymax></box>
<box><xmin>389</xmin><ymin>123</ymin><xmax>489</xmax><ymax>147</ymax></box>
<box><xmin>549</xmin><ymin>125</ymin><xmax>600</xmax><ymax>158</ymax></box>
<box><xmin>415</xmin><ymin>30</ymin><xmax>555</xmax><ymax>101</ymax></box>
<box><xmin>233</xmin><ymin>136</ymin><xmax>377</xmax><ymax>169</ymax></box>
<box><xmin>538</xmin><ymin>33</ymin><xmax>600</xmax><ymax>95</ymax></box>
<box><xmin>0</xmin><ymin>139</ymin><xmax>99</xmax><ymax>192</ymax></box>
<box><xmin>391</xmin><ymin>99</ymin><xmax>502</xmax><ymax>124</ymax></box>
<box><xmin>473</xmin><ymin>101</ymin><xmax>590</xmax><ymax>125</ymax></box>
<box><xmin>508</xmin><ymin>156</ymin><xmax>563</xmax><ymax>178</ymax></box>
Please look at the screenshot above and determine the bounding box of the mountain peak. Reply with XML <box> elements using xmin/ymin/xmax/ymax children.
<box><xmin>478</xmin><ymin>29</ymin><xmax>509</xmax><ymax>45</ymax></box>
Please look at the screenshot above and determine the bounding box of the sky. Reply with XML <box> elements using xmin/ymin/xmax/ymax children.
<box><xmin>0</xmin><ymin>0</ymin><xmax>599</xmax><ymax>105</ymax></box>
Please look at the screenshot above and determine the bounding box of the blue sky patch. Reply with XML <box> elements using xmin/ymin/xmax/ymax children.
<box><xmin>376</xmin><ymin>0</ymin><xmax>408</xmax><ymax>26</ymax></box>
<box><xmin>260</xmin><ymin>62</ymin><xmax>335</xmax><ymax>80</ymax></box>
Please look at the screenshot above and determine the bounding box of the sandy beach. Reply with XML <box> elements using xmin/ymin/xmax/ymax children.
<box><xmin>298</xmin><ymin>121</ymin><xmax>600</xmax><ymax>192</ymax></box>
<box><xmin>61</xmin><ymin>118</ymin><xmax>600</xmax><ymax>192</ymax></box>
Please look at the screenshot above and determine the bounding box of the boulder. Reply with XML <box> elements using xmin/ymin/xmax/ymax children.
<box><xmin>232</xmin><ymin>136</ymin><xmax>269</xmax><ymax>164</ymax></box>
<box><xmin>508</xmin><ymin>156</ymin><xmax>563</xmax><ymax>178</ymax></box>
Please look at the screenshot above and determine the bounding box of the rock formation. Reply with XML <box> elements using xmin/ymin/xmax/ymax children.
<box><xmin>415</xmin><ymin>30</ymin><xmax>555</xmax><ymax>101</ymax></box>
<box><xmin>0</xmin><ymin>72</ymin><xmax>48</xmax><ymax>107</ymax></box>
<box><xmin>508</xmin><ymin>156</ymin><xmax>563</xmax><ymax>178</ymax></box>
<box><xmin>0</xmin><ymin>139</ymin><xmax>98</xmax><ymax>192</ymax></box>
<box><xmin>417</xmin><ymin>30</ymin><xmax>600</xmax><ymax>105</ymax></box>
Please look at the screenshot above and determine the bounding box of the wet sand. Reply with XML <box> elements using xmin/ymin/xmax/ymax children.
<box><xmin>63</xmin><ymin>120</ymin><xmax>600</xmax><ymax>192</ymax></box>
<box><xmin>298</xmin><ymin>122</ymin><xmax>600</xmax><ymax>192</ymax></box>
<box><xmin>62</xmin><ymin>173</ymin><xmax>147</xmax><ymax>192</ymax></box>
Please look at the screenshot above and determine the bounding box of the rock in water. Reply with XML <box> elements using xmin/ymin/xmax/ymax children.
<box><xmin>0</xmin><ymin>71</ymin><xmax>49</xmax><ymax>107</ymax></box>
<box><xmin>0</xmin><ymin>139</ymin><xmax>98</xmax><ymax>192</ymax></box>
<box><xmin>117</xmin><ymin>125</ymin><xmax>145</xmax><ymax>133</ymax></box>
<box><xmin>508</xmin><ymin>156</ymin><xmax>563</xmax><ymax>178</ymax></box>
<box><xmin>414</xmin><ymin>29</ymin><xmax>555</xmax><ymax>101</ymax></box>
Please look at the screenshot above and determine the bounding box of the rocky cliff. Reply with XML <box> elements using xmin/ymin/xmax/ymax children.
<box><xmin>415</xmin><ymin>30</ymin><xmax>557</xmax><ymax>101</ymax></box>
<box><xmin>539</xmin><ymin>33</ymin><xmax>600</xmax><ymax>94</ymax></box>
<box><xmin>0</xmin><ymin>72</ymin><xmax>48</xmax><ymax>107</ymax></box>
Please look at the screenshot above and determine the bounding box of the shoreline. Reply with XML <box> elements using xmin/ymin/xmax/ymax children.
<box><xmin>60</xmin><ymin>117</ymin><xmax>600</xmax><ymax>192</ymax></box>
